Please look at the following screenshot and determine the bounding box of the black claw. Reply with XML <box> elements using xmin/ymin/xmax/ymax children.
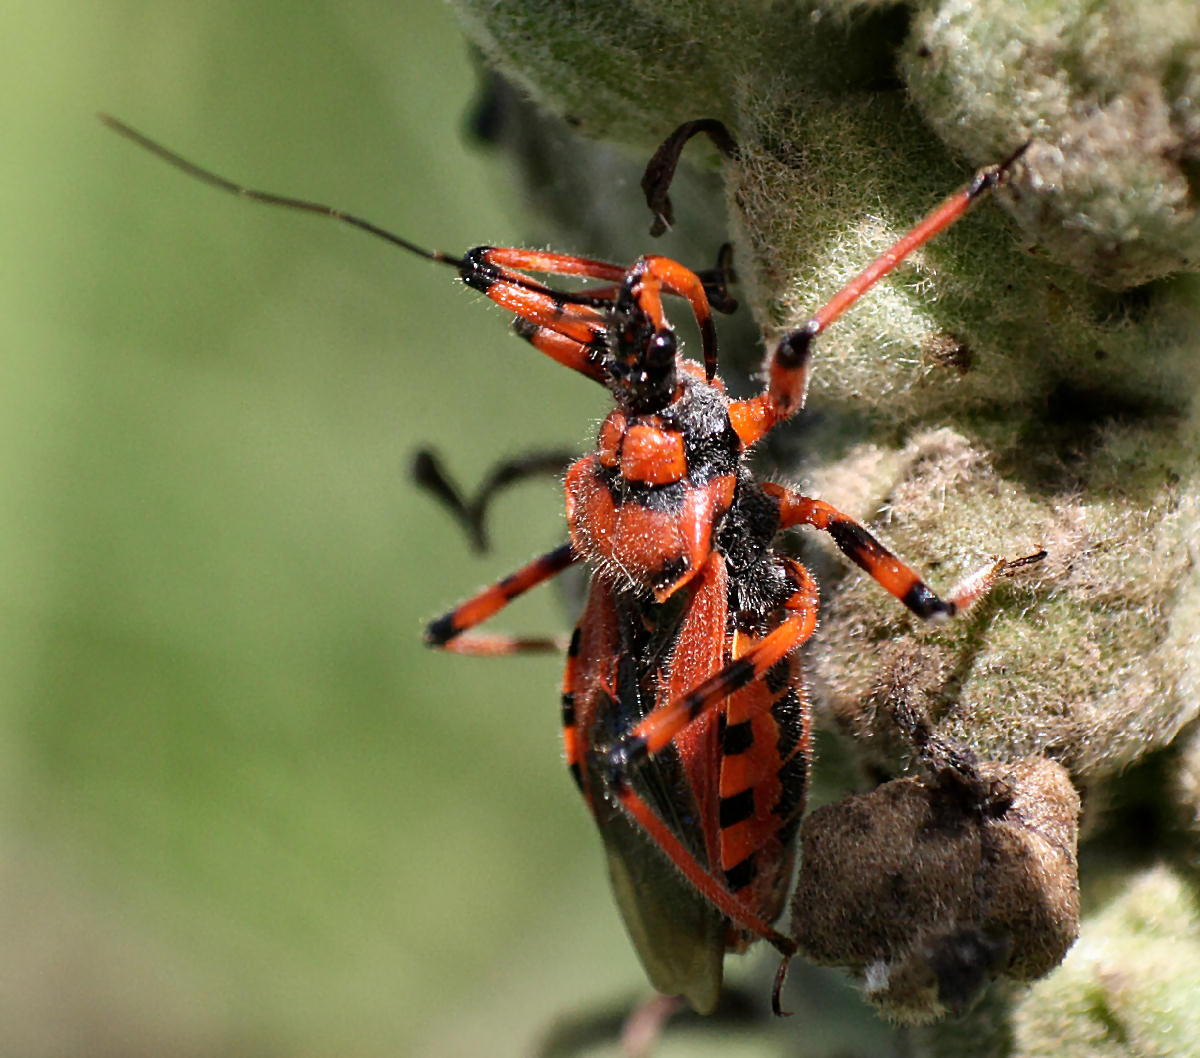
<box><xmin>968</xmin><ymin>140</ymin><xmax>1032</xmax><ymax>199</ymax></box>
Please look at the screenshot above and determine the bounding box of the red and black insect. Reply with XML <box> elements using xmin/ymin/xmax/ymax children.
<box><xmin>101</xmin><ymin>114</ymin><xmax>1041</xmax><ymax>1016</ymax></box>
<box><xmin>409</xmin><ymin>124</ymin><xmax>1039</xmax><ymax>1013</ymax></box>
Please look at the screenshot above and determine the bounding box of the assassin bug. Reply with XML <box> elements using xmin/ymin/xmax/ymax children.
<box><xmin>100</xmin><ymin>114</ymin><xmax>1042</xmax><ymax>1016</ymax></box>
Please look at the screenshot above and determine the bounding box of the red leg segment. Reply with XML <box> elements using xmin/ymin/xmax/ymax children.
<box><xmin>613</xmin><ymin>785</ymin><xmax>798</xmax><ymax>959</ymax></box>
<box><xmin>762</xmin><ymin>482</ymin><xmax>1045</xmax><ymax>619</ymax></box>
<box><xmin>462</xmin><ymin>247</ymin><xmax>722</xmax><ymax>383</ymax></box>
<box><xmin>478</xmin><ymin>279</ymin><xmax>608</xmax><ymax>348</ymax></box>
<box><xmin>733</xmin><ymin>144</ymin><xmax>1031</xmax><ymax>436</ymax></box>
<box><xmin>424</xmin><ymin>542</ymin><xmax>578</xmax><ymax>655</ymax></box>
<box><xmin>510</xmin><ymin>318</ymin><xmax>607</xmax><ymax>382</ymax></box>
<box><xmin>628</xmin><ymin>255</ymin><xmax>719</xmax><ymax>381</ymax></box>
<box><xmin>472</xmin><ymin>246</ymin><xmax>629</xmax><ymax>283</ymax></box>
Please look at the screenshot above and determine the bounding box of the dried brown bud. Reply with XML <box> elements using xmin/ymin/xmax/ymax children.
<box><xmin>790</xmin><ymin>757</ymin><xmax>1080</xmax><ymax>1022</ymax></box>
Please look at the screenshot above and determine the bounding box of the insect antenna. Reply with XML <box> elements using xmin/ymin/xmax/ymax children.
<box><xmin>99</xmin><ymin>115</ymin><xmax>638</xmax><ymax>312</ymax></box>
<box><xmin>98</xmin><ymin>113</ymin><xmax>466</xmax><ymax>270</ymax></box>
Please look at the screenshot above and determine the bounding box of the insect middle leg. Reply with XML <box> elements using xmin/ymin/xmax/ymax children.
<box><xmin>610</xmin><ymin>558</ymin><xmax>819</xmax><ymax>780</ymax></box>
<box><xmin>761</xmin><ymin>482</ymin><xmax>1045</xmax><ymax>619</ymax></box>
<box><xmin>424</xmin><ymin>543</ymin><xmax>578</xmax><ymax>655</ymax></box>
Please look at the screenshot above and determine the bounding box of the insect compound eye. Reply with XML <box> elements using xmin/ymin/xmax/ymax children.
<box><xmin>648</xmin><ymin>329</ymin><xmax>677</xmax><ymax>369</ymax></box>
<box><xmin>607</xmin><ymin>325</ymin><xmax>679</xmax><ymax>414</ymax></box>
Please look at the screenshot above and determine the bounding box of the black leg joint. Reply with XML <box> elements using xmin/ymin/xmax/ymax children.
<box><xmin>424</xmin><ymin>613</ymin><xmax>459</xmax><ymax>647</ymax></box>
<box><xmin>604</xmin><ymin>734</ymin><xmax>648</xmax><ymax>792</ymax></box>
<box><xmin>776</xmin><ymin>322</ymin><xmax>818</xmax><ymax>369</ymax></box>
<box><xmin>902</xmin><ymin>582</ymin><xmax>957</xmax><ymax>620</ymax></box>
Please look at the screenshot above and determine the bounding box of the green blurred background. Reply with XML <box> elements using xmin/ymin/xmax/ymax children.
<box><xmin>1</xmin><ymin>2</ymin><xmax>683</xmax><ymax>1054</ymax></box>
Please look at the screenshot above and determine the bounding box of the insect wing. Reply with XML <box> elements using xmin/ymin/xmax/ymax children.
<box><xmin>593</xmin><ymin>734</ymin><xmax>727</xmax><ymax>1015</ymax></box>
<box><xmin>566</xmin><ymin>563</ymin><xmax>731</xmax><ymax>1012</ymax></box>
